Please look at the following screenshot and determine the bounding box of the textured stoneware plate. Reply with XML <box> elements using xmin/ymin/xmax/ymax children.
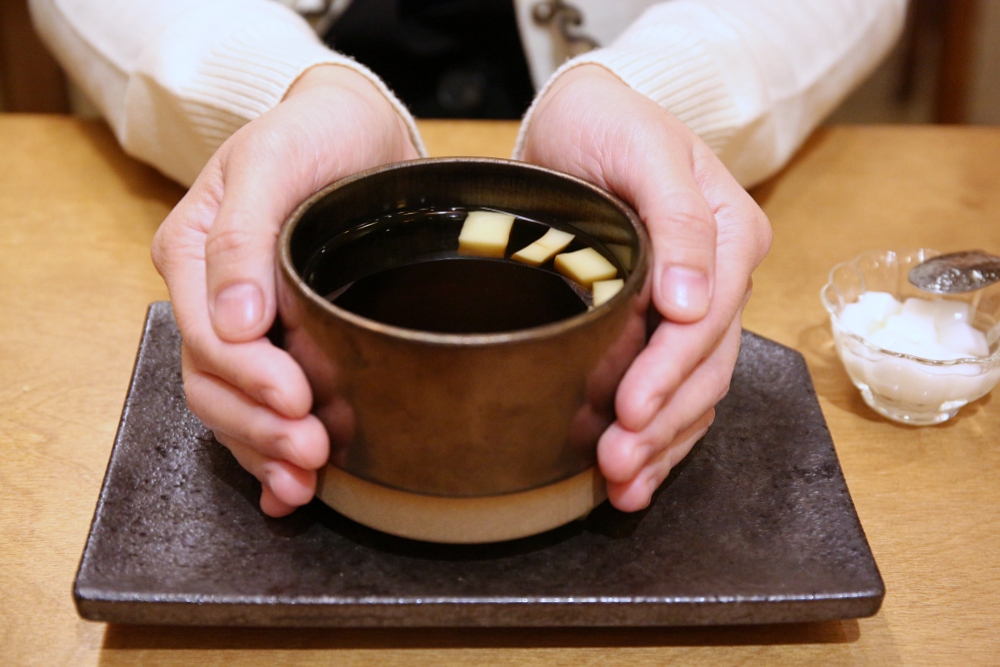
<box><xmin>74</xmin><ymin>302</ymin><xmax>883</xmax><ymax>627</ymax></box>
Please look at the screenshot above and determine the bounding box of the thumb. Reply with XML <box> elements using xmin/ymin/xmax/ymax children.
<box><xmin>521</xmin><ymin>64</ymin><xmax>717</xmax><ymax>323</ymax></box>
<box><xmin>613</xmin><ymin>126</ymin><xmax>717</xmax><ymax>323</ymax></box>
<box><xmin>204</xmin><ymin>141</ymin><xmax>312</xmax><ymax>343</ymax></box>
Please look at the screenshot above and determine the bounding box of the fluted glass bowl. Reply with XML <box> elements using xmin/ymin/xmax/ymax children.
<box><xmin>821</xmin><ymin>249</ymin><xmax>1000</xmax><ymax>425</ymax></box>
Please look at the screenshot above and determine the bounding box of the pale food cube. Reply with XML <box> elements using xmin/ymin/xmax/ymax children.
<box><xmin>511</xmin><ymin>228</ymin><xmax>575</xmax><ymax>266</ymax></box>
<box><xmin>857</xmin><ymin>291</ymin><xmax>901</xmax><ymax>325</ymax></box>
<box><xmin>554</xmin><ymin>248</ymin><xmax>618</xmax><ymax>287</ymax></box>
<box><xmin>592</xmin><ymin>279</ymin><xmax>624</xmax><ymax>307</ymax></box>
<box><xmin>902</xmin><ymin>296</ymin><xmax>970</xmax><ymax>329</ymax></box>
<box><xmin>934</xmin><ymin>300</ymin><xmax>971</xmax><ymax>325</ymax></box>
<box><xmin>884</xmin><ymin>312</ymin><xmax>937</xmax><ymax>344</ymax></box>
<box><xmin>938</xmin><ymin>321</ymin><xmax>990</xmax><ymax>358</ymax></box>
<box><xmin>458</xmin><ymin>211</ymin><xmax>515</xmax><ymax>258</ymax></box>
<box><xmin>839</xmin><ymin>301</ymin><xmax>876</xmax><ymax>338</ymax></box>
<box><xmin>901</xmin><ymin>296</ymin><xmax>941</xmax><ymax>320</ymax></box>
<box><xmin>868</xmin><ymin>328</ymin><xmax>923</xmax><ymax>357</ymax></box>
<box><xmin>913</xmin><ymin>341</ymin><xmax>967</xmax><ymax>361</ymax></box>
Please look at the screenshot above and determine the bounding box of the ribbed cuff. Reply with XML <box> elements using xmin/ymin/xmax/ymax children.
<box><xmin>515</xmin><ymin>25</ymin><xmax>738</xmax><ymax>160</ymax></box>
<box><xmin>177</xmin><ymin>2</ymin><xmax>425</xmax><ymax>156</ymax></box>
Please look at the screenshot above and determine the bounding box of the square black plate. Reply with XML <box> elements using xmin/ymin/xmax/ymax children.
<box><xmin>74</xmin><ymin>302</ymin><xmax>883</xmax><ymax>627</ymax></box>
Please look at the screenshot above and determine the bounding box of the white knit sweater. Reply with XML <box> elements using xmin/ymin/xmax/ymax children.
<box><xmin>29</xmin><ymin>0</ymin><xmax>906</xmax><ymax>187</ymax></box>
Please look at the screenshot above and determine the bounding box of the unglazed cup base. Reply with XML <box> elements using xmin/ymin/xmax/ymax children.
<box><xmin>315</xmin><ymin>465</ymin><xmax>607</xmax><ymax>544</ymax></box>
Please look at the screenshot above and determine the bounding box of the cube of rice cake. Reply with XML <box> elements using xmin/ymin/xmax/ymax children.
<box><xmin>457</xmin><ymin>211</ymin><xmax>515</xmax><ymax>258</ymax></box>
<box><xmin>511</xmin><ymin>228</ymin><xmax>575</xmax><ymax>266</ymax></box>
<box><xmin>592</xmin><ymin>279</ymin><xmax>624</xmax><ymax>307</ymax></box>
<box><xmin>554</xmin><ymin>247</ymin><xmax>617</xmax><ymax>287</ymax></box>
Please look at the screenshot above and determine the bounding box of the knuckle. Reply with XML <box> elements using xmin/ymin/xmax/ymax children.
<box><xmin>706</xmin><ymin>355</ymin><xmax>735</xmax><ymax>406</ymax></box>
<box><xmin>179</xmin><ymin>372</ymin><xmax>215</xmax><ymax>428</ymax></box>
<box><xmin>666</xmin><ymin>206</ymin><xmax>716</xmax><ymax>238</ymax></box>
<box><xmin>151</xmin><ymin>212</ymin><xmax>209</xmax><ymax>281</ymax></box>
<box><xmin>180</xmin><ymin>333</ymin><xmax>219</xmax><ymax>379</ymax></box>
<box><xmin>647</xmin><ymin>206</ymin><xmax>717</xmax><ymax>263</ymax></box>
<box><xmin>659</xmin><ymin>425</ymin><xmax>681</xmax><ymax>451</ymax></box>
<box><xmin>150</xmin><ymin>220</ymin><xmax>183</xmax><ymax>277</ymax></box>
<box><xmin>758</xmin><ymin>214</ymin><xmax>774</xmax><ymax>256</ymax></box>
<box><xmin>150</xmin><ymin>228</ymin><xmax>167</xmax><ymax>274</ymax></box>
<box><xmin>713</xmin><ymin>373</ymin><xmax>733</xmax><ymax>405</ymax></box>
<box><xmin>205</xmin><ymin>223</ymin><xmax>257</xmax><ymax>262</ymax></box>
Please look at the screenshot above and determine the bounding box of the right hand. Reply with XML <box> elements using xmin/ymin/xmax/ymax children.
<box><xmin>518</xmin><ymin>65</ymin><xmax>771</xmax><ymax>512</ymax></box>
<box><xmin>151</xmin><ymin>65</ymin><xmax>420</xmax><ymax>517</ymax></box>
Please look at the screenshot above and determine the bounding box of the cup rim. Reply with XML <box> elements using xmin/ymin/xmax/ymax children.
<box><xmin>279</xmin><ymin>157</ymin><xmax>650</xmax><ymax>347</ymax></box>
<box><xmin>820</xmin><ymin>248</ymin><xmax>1000</xmax><ymax>367</ymax></box>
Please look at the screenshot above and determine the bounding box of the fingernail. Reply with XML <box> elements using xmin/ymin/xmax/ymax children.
<box><xmin>645</xmin><ymin>473</ymin><xmax>663</xmax><ymax>502</ymax></box>
<box><xmin>275</xmin><ymin>435</ymin><xmax>316</xmax><ymax>470</ymax></box>
<box><xmin>274</xmin><ymin>435</ymin><xmax>300</xmax><ymax>465</ymax></box>
<box><xmin>660</xmin><ymin>266</ymin><xmax>710</xmax><ymax>318</ymax></box>
<box><xmin>260</xmin><ymin>387</ymin><xmax>285</xmax><ymax>414</ymax></box>
<box><xmin>263</xmin><ymin>463</ymin><xmax>292</xmax><ymax>495</ymax></box>
<box><xmin>213</xmin><ymin>283</ymin><xmax>264</xmax><ymax>336</ymax></box>
<box><xmin>260</xmin><ymin>462</ymin><xmax>280</xmax><ymax>491</ymax></box>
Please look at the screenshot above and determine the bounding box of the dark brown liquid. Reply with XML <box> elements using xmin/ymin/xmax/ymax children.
<box><xmin>302</xmin><ymin>207</ymin><xmax>622</xmax><ymax>334</ymax></box>
<box><xmin>333</xmin><ymin>257</ymin><xmax>586</xmax><ymax>333</ymax></box>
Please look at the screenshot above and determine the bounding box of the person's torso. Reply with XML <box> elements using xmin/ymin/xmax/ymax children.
<box><xmin>278</xmin><ymin>0</ymin><xmax>660</xmax><ymax>118</ymax></box>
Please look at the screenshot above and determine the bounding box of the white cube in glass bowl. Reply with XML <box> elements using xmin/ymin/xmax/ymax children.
<box><xmin>821</xmin><ymin>249</ymin><xmax>1000</xmax><ymax>425</ymax></box>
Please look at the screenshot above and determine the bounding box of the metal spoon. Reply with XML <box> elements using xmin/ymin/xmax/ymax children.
<box><xmin>908</xmin><ymin>250</ymin><xmax>1000</xmax><ymax>294</ymax></box>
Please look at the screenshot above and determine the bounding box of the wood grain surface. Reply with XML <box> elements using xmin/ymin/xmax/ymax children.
<box><xmin>1</xmin><ymin>115</ymin><xmax>998</xmax><ymax>666</ymax></box>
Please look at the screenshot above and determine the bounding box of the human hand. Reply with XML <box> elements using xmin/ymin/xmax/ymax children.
<box><xmin>151</xmin><ymin>65</ymin><xmax>420</xmax><ymax>517</ymax></box>
<box><xmin>520</xmin><ymin>65</ymin><xmax>772</xmax><ymax>511</ymax></box>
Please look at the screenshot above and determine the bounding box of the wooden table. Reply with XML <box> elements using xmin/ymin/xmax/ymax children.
<box><xmin>2</xmin><ymin>115</ymin><xmax>999</xmax><ymax>665</ymax></box>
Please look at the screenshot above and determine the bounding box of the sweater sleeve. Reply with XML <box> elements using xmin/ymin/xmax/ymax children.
<box><xmin>515</xmin><ymin>0</ymin><xmax>907</xmax><ymax>188</ymax></box>
<box><xmin>29</xmin><ymin>0</ymin><xmax>424</xmax><ymax>186</ymax></box>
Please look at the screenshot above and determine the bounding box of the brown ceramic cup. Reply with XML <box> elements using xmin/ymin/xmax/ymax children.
<box><xmin>276</xmin><ymin>158</ymin><xmax>651</xmax><ymax>541</ymax></box>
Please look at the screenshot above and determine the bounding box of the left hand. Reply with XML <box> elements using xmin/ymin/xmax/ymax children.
<box><xmin>151</xmin><ymin>65</ymin><xmax>420</xmax><ymax>517</ymax></box>
<box><xmin>520</xmin><ymin>65</ymin><xmax>772</xmax><ymax>511</ymax></box>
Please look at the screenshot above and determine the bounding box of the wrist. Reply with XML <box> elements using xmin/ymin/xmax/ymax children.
<box><xmin>516</xmin><ymin>63</ymin><xmax>631</xmax><ymax>163</ymax></box>
<box><xmin>285</xmin><ymin>64</ymin><xmax>420</xmax><ymax>156</ymax></box>
<box><xmin>285</xmin><ymin>64</ymin><xmax>372</xmax><ymax>99</ymax></box>
<box><xmin>548</xmin><ymin>63</ymin><xmax>625</xmax><ymax>97</ymax></box>
<box><xmin>534</xmin><ymin>64</ymin><xmax>625</xmax><ymax>121</ymax></box>
<box><xmin>520</xmin><ymin>64</ymin><xmax>631</xmax><ymax>161</ymax></box>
